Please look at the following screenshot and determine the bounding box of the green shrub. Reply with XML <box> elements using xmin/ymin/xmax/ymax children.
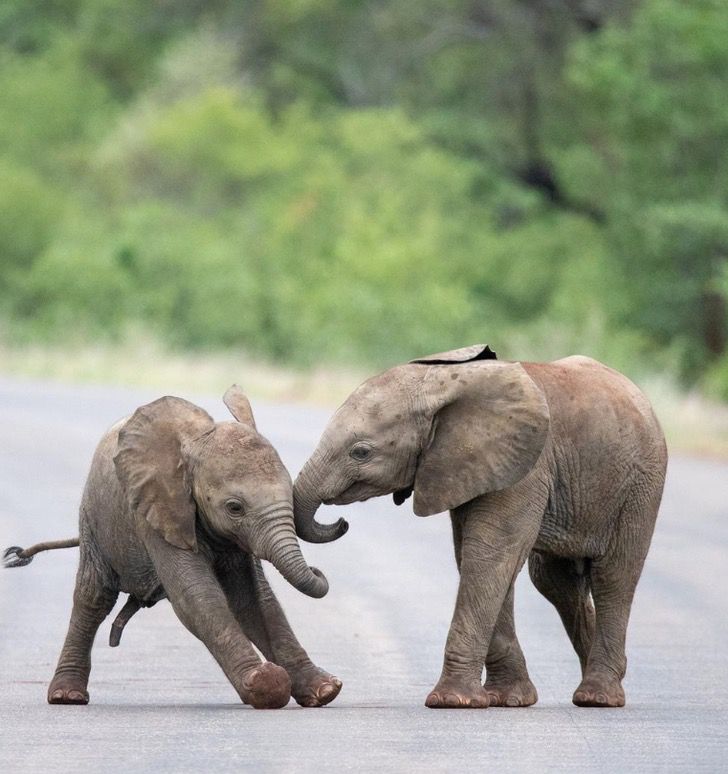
<box><xmin>0</xmin><ymin>162</ymin><xmax>62</xmax><ymax>282</ymax></box>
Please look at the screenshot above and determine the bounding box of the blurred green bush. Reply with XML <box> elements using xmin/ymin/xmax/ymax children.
<box><xmin>1</xmin><ymin>0</ymin><xmax>727</xmax><ymax>392</ymax></box>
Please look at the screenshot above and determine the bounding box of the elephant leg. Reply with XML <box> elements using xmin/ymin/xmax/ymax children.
<box><xmin>426</xmin><ymin>490</ymin><xmax>544</xmax><ymax>709</ymax></box>
<box><xmin>573</xmin><ymin>490</ymin><xmax>660</xmax><ymax>708</ymax></box>
<box><xmin>145</xmin><ymin>533</ymin><xmax>290</xmax><ymax>709</ymax></box>
<box><xmin>451</xmin><ymin>514</ymin><xmax>537</xmax><ymax>707</ymax></box>
<box><xmin>483</xmin><ymin>585</ymin><xmax>538</xmax><ymax>707</ymax></box>
<box><xmin>528</xmin><ymin>552</ymin><xmax>595</xmax><ymax>673</ymax></box>
<box><xmin>48</xmin><ymin>551</ymin><xmax>118</xmax><ymax>705</ymax></box>
<box><xmin>216</xmin><ymin>553</ymin><xmax>342</xmax><ymax>708</ymax></box>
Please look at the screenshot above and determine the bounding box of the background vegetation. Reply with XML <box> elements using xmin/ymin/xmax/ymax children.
<box><xmin>2</xmin><ymin>0</ymin><xmax>728</xmax><ymax>397</ymax></box>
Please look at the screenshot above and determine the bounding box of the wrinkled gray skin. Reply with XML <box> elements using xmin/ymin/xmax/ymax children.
<box><xmin>294</xmin><ymin>346</ymin><xmax>667</xmax><ymax>709</ymax></box>
<box><xmin>47</xmin><ymin>386</ymin><xmax>341</xmax><ymax>709</ymax></box>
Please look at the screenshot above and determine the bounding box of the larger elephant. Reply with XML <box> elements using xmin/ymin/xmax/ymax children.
<box><xmin>5</xmin><ymin>386</ymin><xmax>341</xmax><ymax>709</ymax></box>
<box><xmin>293</xmin><ymin>345</ymin><xmax>666</xmax><ymax>708</ymax></box>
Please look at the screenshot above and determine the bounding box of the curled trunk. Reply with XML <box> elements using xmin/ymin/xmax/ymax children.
<box><xmin>293</xmin><ymin>461</ymin><xmax>349</xmax><ymax>544</ymax></box>
<box><xmin>255</xmin><ymin>513</ymin><xmax>329</xmax><ymax>598</ymax></box>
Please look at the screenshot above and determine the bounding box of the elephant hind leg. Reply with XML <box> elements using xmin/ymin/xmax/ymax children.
<box><xmin>573</xmin><ymin>488</ymin><xmax>661</xmax><ymax>708</ymax></box>
<box><xmin>48</xmin><ymin>553</ymin><xmax>118</xmax><ymax>705</ymax></box>
<box><xmin>528</xmin><ymin>552</ymin><xmax>595</xmax><ymax>673</ymax></box>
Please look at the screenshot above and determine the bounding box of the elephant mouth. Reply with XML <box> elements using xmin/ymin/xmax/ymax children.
<box><xmin>392</xmin><ymin>485</ymin><xmax>414</xmax><ymax>506</ymax></box>
<box><xmin>235</xmin><ymin>537</ymin><xmax>252</xmax><ymax>554</ymax></box>
<box><xmin>325</xmin><ymin>481</ymin><xmax>380</xmax><ymax>505</ymax></box>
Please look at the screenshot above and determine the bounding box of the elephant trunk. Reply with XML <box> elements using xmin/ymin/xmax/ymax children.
<box><xmin>255</xmin><ymin>510</ymin><xmax>330</xmax><ymax>598</ymax></box>
<box><xmin>293</xmin><ymin>459</ymin><xmax>349</xmax><ymax>544</ymax></box>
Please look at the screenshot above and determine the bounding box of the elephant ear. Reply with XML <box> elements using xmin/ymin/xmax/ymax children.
<box><xmin>223</xmin><ymin>384</ymin><xmax>256</xmax><ymax>428</ymax></box>
<box><xmin>412</xmin><ymin>359</ymin><xmax>549</xmax><ymax>517</ymax></box>
<box><xmin>114</xmin><ymin>397</ymin><xmax>215</xmax><ymax>551</ymax></box>
<box><xmin>410</xmin><ymin>343</ymin><xmax>497</xmax><ymax>364</ymax></box>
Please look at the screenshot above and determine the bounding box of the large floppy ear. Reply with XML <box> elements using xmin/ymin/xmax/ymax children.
<box><xmin>411</xmin><ymin>354</ymin><xmax>549</xmax><ymax>517</ymax></box>
<box><xmin>223</xmin><ymin>384</ymin><xmax>256</xmax><ymax>429</ymax></box>
<box><xmin>410</xmin><ymin>343</ymin><xmax>498</xmax><ymax>364</ymax></box>
<box><xmin>114</xmin><ymin>397</ymin><xmax>214</xmax><ymax>550</ymax></box>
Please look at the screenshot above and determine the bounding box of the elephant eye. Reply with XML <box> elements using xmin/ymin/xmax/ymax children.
<box><xmin>350</xmin><ymin>445</ymin><xmax>372</xmax><ymax>462</ymax></box>
<box><xmin>225</xmin><ymin>499</ymin><xmax>244</xmax><ymax>516</ymax></box>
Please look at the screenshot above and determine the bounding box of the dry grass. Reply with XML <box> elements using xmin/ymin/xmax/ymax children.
<box><xmin>640</xmin><ymin>376</ymin><xmax>728</xmax><ymax>458</ymax></box>
<box><xmin>1</xmin><ymin>340</ymin><xmax>727</xmax><ymax>457</ymax></box>
<box><xmin>0</xmin><ymin>338</ymin><xmax>364</xmax><ymax>406</ymax></box>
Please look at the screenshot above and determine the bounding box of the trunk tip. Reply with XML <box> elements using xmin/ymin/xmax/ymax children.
<box><xmin>308</xmin><ymin>567</ymin><xmax>329</xmax><ymax>598</ymax></box>
<box><xmin>297</xmin><ymin>517</ymin><xmax>349</xmax><ymax>544</ymax></box>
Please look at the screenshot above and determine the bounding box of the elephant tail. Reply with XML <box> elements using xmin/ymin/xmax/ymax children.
<box><xmin>3</xmin><ymin>538</ymin><xmax>80</xmax><ymax>568</ymax></box>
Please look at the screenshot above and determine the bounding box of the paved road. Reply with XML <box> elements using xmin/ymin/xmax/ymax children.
<box><xmin>1</xmin><ymin>377</ymin><xmax>727</xmax><ymax>773</ymax></box>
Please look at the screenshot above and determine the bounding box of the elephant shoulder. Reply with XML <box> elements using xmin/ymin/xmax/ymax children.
<box><xmin>535</xmin><ymin>357</ymin><xmax>664</xmax><ymax>448</ymax></box>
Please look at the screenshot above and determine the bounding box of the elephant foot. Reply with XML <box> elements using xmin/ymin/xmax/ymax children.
<box><xmin>484</xmin><ymin>677</ymin><xmax>538</xmax><ymax>707</ymax></box>
<box><xmin>290</xmin><ymin>666</ymin><xmax>343</xmax><ymax>708</ymax></box>
<box><xmin>241</xmin><ymin>662</ymin><xmax>291</xmax><ymax>709</ymax></box>
<box><xmin>573</xmin><ymin>674</ymin><xmax>625</xmax><ymax>708</ymax></box>
<box><xmin>425</xmin><ymin>677</ymin><xmax>489</xmax><ymax>709</ymax></box>
<box><xmin>48</xmin><ymin>675</ymin><xmax>89</xmax><ymax>705</ymax></box>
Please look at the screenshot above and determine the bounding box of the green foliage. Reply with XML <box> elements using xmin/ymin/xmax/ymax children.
<box><xmin>561</xmin><ymin>0</ymin><xmax>728</xmax><ymax>384</ymax></box>
<box><xmin>11</xmin><ymin>222</ymin><xmax>133</xmax><ymax>340</ymax></box>
<box><xmin>0</xmin><ymin>162</ymin><xmax>62</xmax><ymax>282</ymax></box>
<box><xmin>1</xmin><ymin>0</ymin><xmax>727</xmax><ymax>391</ymax></box>
<box><xmin>0</xmin><ymin>42</ymin><xmax>113</xmax><ymax>170</ymax></box>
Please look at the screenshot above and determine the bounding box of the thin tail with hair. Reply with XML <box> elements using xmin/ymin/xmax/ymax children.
<box><xmin>3</xmin><ymin>538</ymin><xmax>79</xmax><ymax>568</ymax></box>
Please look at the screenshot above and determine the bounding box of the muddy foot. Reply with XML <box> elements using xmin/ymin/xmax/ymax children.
<box><xmin>484</xmin><ymin>678</ymin><xmax>538</xmax><ymax>707</ymax></box>
<box><xmin>47</xmin><ymin>676</ymin><xmax>89</xmax><ymax>705</ymax></box>
<box><xmin>291</xmin><ymin>666</ymin><xmax>342</xmax><ymax>708</ymax></box>
<box><xmin>425</xmin><ymin>678</ymin><xmax>489</xmax><ymax>709</ymax></box>
<box><xmin>573</xmin><ymin>675</ymin><xmax>625</xmax><ymax>707</ymax></box>
<box><xmin>242</xmin><ymin>662</ymin><xmax>292</xmax><ymax>709</ymax></box>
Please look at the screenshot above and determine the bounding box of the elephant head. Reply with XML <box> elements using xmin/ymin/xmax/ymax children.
<box><xmin>114</xmin><ymin>385</ymin><xmax>328</xmax><ymax>597</ymax></box>
<box><xmin>293</xmin><ymin>345</ymin><xmax>550</xmax><ymax>542</ymax></box>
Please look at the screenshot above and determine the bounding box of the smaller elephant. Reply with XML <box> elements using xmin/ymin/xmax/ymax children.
<box><xmin>293</xmin><ymin>346</ymin><xmax>667</xmax><ymax>709</ymax></box>
<box><xmin>4</xmin><ymin>386</ymin><xmax>341</xmax><ymax>709</ymax></box>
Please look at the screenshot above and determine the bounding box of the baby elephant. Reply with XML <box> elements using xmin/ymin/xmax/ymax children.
<box><xmin>4</xmin><ymin>386</ymin><xmax>341</xmax><ymax>709</ymax></box>
<box><xmin>293</xmin><ymin>346</ymin><xmax>667</xmax><ymax>709</ymax></box>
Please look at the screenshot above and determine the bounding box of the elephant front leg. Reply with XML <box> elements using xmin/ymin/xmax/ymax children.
<box><xmin>252</xmin><ymin>561</ymin><xmax>342</xmax><ymax>707</ymax></box>
<box><xmin>427</xmin><ymin>498</ymin><xmax>541</xmax><ymax>709</ymax></box>
<box><xmin>483</xmin><ymin>585</ymin><xmax>538</xmax><ymax>707</ymax></box>
<box><xmin>451</xmin><ymin>512</ymin><xmax>537</xmax><ymax>707</ymax></box>
<box><xmin>219</xmin><ymin>555</ymin><xmax>342</xmax><ymax>708</ymax></box>
<box><xmin>147</xmin><ymin>536</ymin><xmax>291</xmax><ymax>709</ymax></box>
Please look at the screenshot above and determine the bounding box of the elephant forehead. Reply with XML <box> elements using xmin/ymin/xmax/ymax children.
<box><xmin>202</xmin><ymin>425</ymin><xmax>285</xmax><ymax>477</ymax></box>
<box><xmin>336</xmin><ymin>394</ymin><xmax>406</xmax><ymax>429</ymax></box>
<box><xmin>345</xmin><ymin>366</ymin><xmax>416</xmax><ymax>408</ymax></box>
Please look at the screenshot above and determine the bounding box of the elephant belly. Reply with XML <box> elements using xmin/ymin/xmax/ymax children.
<box><xmin>534</xmin><ymin>499</ymin><xmax>615</xmax><ymax>558</ymax></box>
<box><xmin>117</xmin><ymin>567</ymin><xmax>166</xmax><ymax>605</ymax></box>
<box><xmin>109</xmin><ymin>542</ymin><xmax>166</xmax><ymax>604</ymax></box>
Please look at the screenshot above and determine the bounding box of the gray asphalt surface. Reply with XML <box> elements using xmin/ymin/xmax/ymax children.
<box><xmin>1</xmin><ymin>376</ymin><xmax>727</xmax><ymax>773</ymax></box>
